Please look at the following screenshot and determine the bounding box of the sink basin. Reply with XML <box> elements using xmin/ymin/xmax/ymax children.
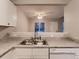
<box><xmin>20</xmin><ymin>39</ymin><xmax>48</xmax><ymax>45</ymax></box>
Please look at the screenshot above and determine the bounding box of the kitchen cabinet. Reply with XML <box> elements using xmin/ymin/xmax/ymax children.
<box><xmin>50</xmin><ymin>53</ymin><xmax>75</xmax><ymax>59</ymax></box>
<box><xmin>2</xmin><ymin>48</ymin><xmax>79</xmax><ymax>59</ymax></box>
<box><xmin>13</xmin><ymin>48</ymin><xmax>48</xmax><ymax>59</ymax></box>
<box><xmin>1</xmin><ymin>49</ymin><xmax>14</xmax><ymax>59</ymax></box>
<box><xmin>7</xmin><ymin>0</ymin><xmax>17</xmax><ymax>26</ymax></box>
<box><xmin>33</xmin><ymin>48</ymin><xmax>48</xmax><ymax>59</ymax></box>
<box><xmin>0</xmin><ymin>0</ymin><xmax>17</xmax><ymax>26</ymax></box>
<box><xmin>13</xmin><ymin>48</ymin><xmax>33</xmax><ymax>59</ymax></box>
<box><xmin>0</xmin><ymin>0</ymin><xmax>8</xmax><ymax>26</ymax></box>
<box><xmin>50</xmin><ymin>48</ymin><xmax>79</xmax><ymax>59</ymax></box>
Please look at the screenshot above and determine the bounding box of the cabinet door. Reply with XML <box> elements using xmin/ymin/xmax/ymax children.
<box><xmin>0</xmin><ymin>0</ymin><xmax>17</xmax><ymax>26</ymax></box>
<box><xmin>50</xmin><ymin>53</ymin><xmax>75</xmax><ymax>59</ymax></box>
<box><xmin>50</xmin><ymin>48</ymin><xmax>79</xmax><ymax>59</ymax></box>
<box><xmin>33</xmin><ymin>48</ymin><xmax>48</xmax><ymax>59</ymax></box>
<box><xmin>1</xmin><ymin>49</ymin><xmax>14</xmax><ymax>59</ymax></box>
<box><xmin>0</xmin><ymin>0</ymin><xmax>8</xmax><ymax>25</ymax></box>
<box><xmin>7</xmin><ymin>0</ymin><xmax>17</xmax><ymax>26</ymax></box>
<box><xmin>13</xmin><ymin>48</ymin><xmax>33</xmax><ymax>59</ymax></box>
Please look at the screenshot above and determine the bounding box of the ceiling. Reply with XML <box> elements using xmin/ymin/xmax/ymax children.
<box><xmin>12</xmin><ymin>0</ymin><xmax>72</xmax><ymax>19</ymax></box>
<box><xmin>18</xmin><ymin>5</ymin><xmax>64</xmax><ymax>19</ymax></box>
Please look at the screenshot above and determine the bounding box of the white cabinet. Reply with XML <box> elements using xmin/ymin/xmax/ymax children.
<box><xmin>0</xmin><ymin>0</ymin><xmax>8</xmax><ymax>26</ymax></box>
<box><xmin>50</xmin><ymin>48</ymin><xmax>79</xmax><ymax>59</ymax></box>
<box><xmin>2</xmin><ymin>48</ymin><xmax>79</xmax><ymax>59</ymax></box>
<box><xmin>7</xmin><ymin>0</ymin><xmax>17</xmax><ymax>26</ymax></box>
<box><xmin>13</xmin><ymin>48</ymin><xmax>48</xmax><ymax>59</ymax></box>
<box><xmin>50</xmin><ymin>53</ymin><xmax>75</xmax><ymax>59</ymax></box>
<box><xmin>33</xmin><ymin>48</ymin><xmax>48</xmax><ymax>59</ymax></box>
<box><xmin>13</xmin><ymin>48</ymin><xmax>33</xmax><ymax>59</ymax></box>
<box><xmin>0</xmin><ymin>0</ymin><xmax>17</xmax><ymax>26</ymax></box>
<box><xmin>1</xmin><ymin>49</ymin><xmax>14</xmax><ymax>59</ymax></box>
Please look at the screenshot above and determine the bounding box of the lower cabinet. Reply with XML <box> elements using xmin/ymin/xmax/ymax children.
<box><xmin>1</xmin><ymin>48</ymin><xmax>79</xmax><ymax>59</ymax></box>
<box><xmin>33</xmin><ymin>48</ymin><xmax>48</xmax><ymax>59</ymax></box>
<box><xmin>1</xmin><ymin>49</ymin><xmax>14</xmax><ymax>59</ymax></box>
<box><xmin>50</xmin><ymin>52</ymin><xmax>75</xmax><ymax>59</ymax></box>
<box><xmin>13</xmin><ymin>48</ymin><xmax>48</xmax><ymax>59</ymax></box>
<box><xmin>50</xmin><ymin>48</ymin><xmax>79</xmax><ymax>59</ymax></box>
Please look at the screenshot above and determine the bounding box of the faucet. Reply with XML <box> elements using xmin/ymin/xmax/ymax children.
<box><xmin>34</xmin><ymin>32</ymin><xmax>41</xmax><ymax>40</ymax></box>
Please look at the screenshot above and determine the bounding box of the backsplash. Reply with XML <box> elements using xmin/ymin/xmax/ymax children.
<box><xmin>10</xmin><ymin>32</ymin><xmax>68</xmax><ymax>38</ymax></box>
<box><xmin>0</xmin><ymin>27</ymin><xmax>16</xmax><ymax>40</ymax></box>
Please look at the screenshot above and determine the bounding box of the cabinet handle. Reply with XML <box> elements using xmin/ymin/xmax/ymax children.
<box><xmin>8</xmin><ymin>23</ymin><xmax>10</xmax><ymax>25</ymax></box>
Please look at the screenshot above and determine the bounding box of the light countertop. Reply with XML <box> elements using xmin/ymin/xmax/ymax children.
<box><xmin>14</xmin><ymin>38</ymin><xmax>79</xmax><ymax>48</ymax></box>
<box><xmin>0</xmin><ymin>37</ymin><xmax>79</xmax><ymax>57</ymax></box>
<box><xmin>0</xmin><ymin>37</ymin><xmax>24</xmax><ymax>57</ymax></box>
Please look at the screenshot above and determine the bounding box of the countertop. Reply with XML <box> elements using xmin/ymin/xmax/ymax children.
<box><xmin>0</xmin><ymin>37</ymin><xmax>79</xmax><ymax>57</ymax></box>
<box><xmin>14</xmin><ymin>38</ymin><xmax>79</xmax><ymax>48</ymax></box>
<box><xmin>0</xmin><ymin>37</ymin><xmax>24</xmax><ymax>57</ymax></box>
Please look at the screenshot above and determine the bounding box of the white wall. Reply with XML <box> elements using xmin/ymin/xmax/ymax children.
<box><xmin>0</xmin><ymin>27</ymin><xmax>15</xmax><ymax>39</ymax></box>
<box><xmin>64</xmin><ymin>0</ymin><xmax>79</xmax><ymax>39</ymax></box>
<box><xmin>50</xmin><ymin>21</ymin><xmax>58</xmax><ymax>32</ymax></box>
<box><xmin>15</xmin><ymin>7</ymin><xmax>29</xmax><ymax>32</ymax></box>
<box><xmin>28</xmin><ymin>18</ymin><xmax>58</xmax><ymax>32</ymax></box>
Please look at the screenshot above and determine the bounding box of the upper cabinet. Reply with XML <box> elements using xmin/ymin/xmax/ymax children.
<box><xmin>0</xmin><ymin>0</ymin><xmax>17</xmax><ymax>26</ymax></box>
<box><xmin>7</xmin><ymin>0</ymin><xmax>17</xmax><ymax>26</ymax></box>
<box><xmin>0</xmin><ymin>0</ymin><xmax>8</xmax><ymax>26</ymax></box>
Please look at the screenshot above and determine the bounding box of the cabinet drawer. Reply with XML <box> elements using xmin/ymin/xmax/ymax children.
<box><xmin>33</xmin><ymin>48</ymin><xmax>48</xmax><ymax>56</ymax></box>
<box><xmin>50</xmin><ymin>53</ymin><xmax>75</xmax><ymax>59</ymax></box>
<box><xmin>50</xmin><ymin>48</ymin><xmax>79</xmax><ymax>55</ymax></box>
<box><xmin>14</xmin><ymin>48</ymin><xmax>32</xmax><ymax>56</ymax></box>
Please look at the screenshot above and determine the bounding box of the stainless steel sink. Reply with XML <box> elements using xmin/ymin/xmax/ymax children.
<box><xmin>20</xmin><ymin>38</ymin><xmax>48</xmax><ymax>45</ymax></box>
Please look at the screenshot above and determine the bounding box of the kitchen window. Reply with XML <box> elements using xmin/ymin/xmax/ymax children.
<box><xmin>35</xmin><ymin>22</ymin><xmax>45</xmax><ymax>32</ymax></box>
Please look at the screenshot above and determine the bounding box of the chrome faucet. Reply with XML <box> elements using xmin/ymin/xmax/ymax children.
<box><xmin>34</xmin><ymin>32</ymin><xmax>41</xmax><ymax>40</ymax></box>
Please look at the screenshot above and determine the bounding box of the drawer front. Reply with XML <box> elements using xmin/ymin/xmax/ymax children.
<box><xmin>14</xmin><ymin>48</ymin><xmax>32</xmax><ymax>56</ymax></box>
<box><xmin>50</xmin><ymin>48</ymin><xmax>79</xmax><ymax>54</ymax></box>
<box><xmin>33</xmin><ymin>48</ymin><xmax>48</xmax><ymax>56</ymax></box>
<box><xmin>50</xmin><ymin>48</ymin><xmax>79</xmax><ymax>59</ymax></box>
<box><xmin>50</xmin><ymin>53</ymin><xmax>75</xmax><ymax>59</ymax></box>
<box><xmin>33</xmin><ymin>48</ymin><xmax>48</xmax><ymax>59</ymax></box>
